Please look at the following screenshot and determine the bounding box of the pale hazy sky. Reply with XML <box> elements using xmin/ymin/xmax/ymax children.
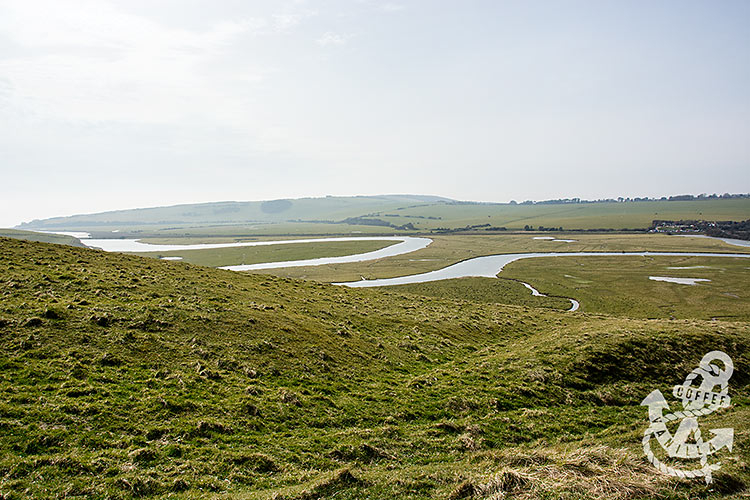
<box><xmin>1</xmin><ymin>0</ymin><xmax>748</xmax><ymax>227</ymax></box>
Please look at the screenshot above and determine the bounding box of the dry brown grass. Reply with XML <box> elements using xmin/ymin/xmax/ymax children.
<box><xmin>451</xmin><ymin>445</ymin><xmax>670</xmax><ymax>500</ymax></box>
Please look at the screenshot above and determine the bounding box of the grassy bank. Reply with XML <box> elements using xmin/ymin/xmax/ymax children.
<box><xmin>132</xmin><ymin>240</ymin><xmax>398</xmax><ymax>267</ymax></box>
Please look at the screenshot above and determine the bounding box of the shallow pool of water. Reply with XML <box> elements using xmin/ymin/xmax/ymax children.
<box><xmin>649</xmin><ymin>276</ymin><xmax>711</xmax><ymax>285</ymax></box>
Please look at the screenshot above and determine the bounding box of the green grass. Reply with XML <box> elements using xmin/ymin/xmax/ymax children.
<box><xmin>132</xmin><ymin>240</ymin><xmax>398</xmax><ymax>267</ymax></box>
<box><xmin>1</xmin><ymin>237</ymin><xmax>750</xmax><ymax>499</ymax></box>
<box><xmin>499</xmin><ymin>255</ymin><xmax>750</xmax><ymax>321</ymax></box>
<box><xmin>384</xmin><ymin>277</ymin><xmax>572</xmax><ymax>311</ymax></box>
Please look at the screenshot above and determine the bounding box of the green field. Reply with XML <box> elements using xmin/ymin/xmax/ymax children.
<box><xmin>499</xmin><ymin>255</ymin><xmax>750</xmax><ymax>321</ymax></box>
<box><xmin>133</xmin><ymin>240</ymin><xmax>397</xmax><ymax>267</ymax></box>
<box><xmin>375</xmin><ymin>198</ymin><xmax>750</xmax><ymax>231</ymax></box>
<box><xmin>386</xmin><ymin>277</ymin><xmax>573</xmax><ymax>311</ymax></box>
<box><xmin>2</xmin><ymin>236</ymin><xmax>750</xmax><ymax>499</ymax></box>
<box><xmin>384</xmin><ymin>255</ymin><xmax>750</xmax><ymax>321</ymax></box>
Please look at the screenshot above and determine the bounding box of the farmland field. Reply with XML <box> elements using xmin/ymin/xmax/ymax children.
<box><xmin>371</xmin><ymin>198</ymin><xmax>750</xmax><ymax>231</ymax></box>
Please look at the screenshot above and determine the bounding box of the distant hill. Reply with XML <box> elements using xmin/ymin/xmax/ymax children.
<box><xmin>16</xmin><ymin>194</ymin><xmax>455</xmax><ymax>231</ymax></box>
<box><xmin>15</xmin><ymin>195</ymin><xmax>750</xmax><ymax>235</ymax></box>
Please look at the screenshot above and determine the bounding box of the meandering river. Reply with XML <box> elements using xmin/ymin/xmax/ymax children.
<box><xmin>334</xmin><ymin>252</ymin><xmax>750</xmax><ymax>287</ymax></box>
<box><xmin>49</xmin><ymin>233</ymin><xmax>750</xmax><ymax>282</ymax></box>
<box><xmin>75</xmin><ymin>236</ymin><xmax>433</xmax><ymax>269</ymax></box>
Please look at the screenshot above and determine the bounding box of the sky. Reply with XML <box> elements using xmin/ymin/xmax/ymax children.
<box><xmin>1</xmin><ymin>0</ymin><xmax>748</xmax><ymax>227</ymax></box>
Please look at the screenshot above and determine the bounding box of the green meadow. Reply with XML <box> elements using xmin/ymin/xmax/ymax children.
<box><xmin>387</xmin><ymin>255</ymin><xmax>750</xmax><ymax>321</ymax></box>
<box><xmin>499</xmin><ymin>255</ymin><xmax>750</xmax><ymax>321</ymax></box>
<box><xmin>386</xmin><ymin>277</ymin><xmax>573</xmax><ymax>311</ymax></box>
<box><xmin>2</xmin><ymin>235</ymin><xmax>750</xmax><ymax>499</ymax></box>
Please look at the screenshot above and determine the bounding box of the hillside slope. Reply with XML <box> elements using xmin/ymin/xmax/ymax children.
<box><xmin>16</xmin><ymin>195</ymin><xmax>453</xmax><ymax>231</ymax></box>
<box><xmin>16</xmin><ymin>197</ymin><xmax>750</xmax><ymax>235</ymax></box>
<box><xmin>1</xmin><ymin>237</ymin><xmax>749</xmax><ymax>499</ymax></box>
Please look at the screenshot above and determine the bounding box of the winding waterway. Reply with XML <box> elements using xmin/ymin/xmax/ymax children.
<box><xmin>37</xmin><ymin>230</ymin><xmax>749</xmax><ymax>313</ymax></box>
<box><xmin>219</xmin><ymin>237</ymin><xmax>432</xmax><ymax>271</ymax></box>
<box><xmin>521</xmin><ymin>281</ymin><xmax>579</xmax><ymax>312</ymax></box>
<box><xmin>334</xmin><ymin>252</ymin><xmax>750</xmax><ymax>287</ymax></box>
<box><xmin>74</xmin><ymin>236</ymin><xmax>433</xmax><ymax>269</ymax></box>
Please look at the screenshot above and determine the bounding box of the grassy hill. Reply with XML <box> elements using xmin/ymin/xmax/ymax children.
<box><xmin>15</xmin><ymin>196</ymin><xmax>750</xmax><ymax>237</ymax></box>
<box><xmin>15</xmin><ymin>195</ymin><xmax>454</xmax><ymax>233</ymax></box>
<box><xmin>1</xmin><ymin>237</ymin><xmax>749</xmax><ymax>499</ymax></box>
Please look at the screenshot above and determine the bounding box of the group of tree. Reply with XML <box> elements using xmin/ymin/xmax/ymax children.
<box><xmin>508</xmin><ymin>193</ymin><xmax>749</xmax><ymax>206</ymax></box>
